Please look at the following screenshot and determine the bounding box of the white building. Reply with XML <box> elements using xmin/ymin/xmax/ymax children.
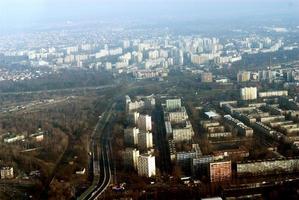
<box><xmin>240</xmin><ymin>87</ymin><xmax>257</xmax><ymax>100</ymax></box>
<box><xmin>258</xmin><ymin>90</ymin><xmax>288</xmax><ymax>98</ymax></box>
<box><xmin>137</xmin><ymin>154</ymin><xmax>156</xmax><ymax>177</ymax></box>
<box><xmin>147</xmin><ymin>50</ymin><xmax>159</xmax><ymax>60</ymax></box>
<box><xmin>105</xmin><ymin>62</ymin><xmax>112</xmax><ymax>70</ymax></box>
<box><xmin>127</xmin><ymin>100</ymin><xmax>144</xmax><ymax>112</ymax></box>
<box><xmin>191</xmin><ymin>54</ymin><xmax>210</xmax><ymax>65</ymax></box>
<box><xmin>138</xmin><ymin>131</ymin><xmax>153</xmax><ymax>151</ymax></box>
<box><xmin>137</xmin><ymin>114</ymin><xmax>152</xmax><ymax>131</ymax></box>
<box><xmin>167</xmin><ymin>107</ymin><xmax>188</xmax><ymax>123</ymax></box>
<box><xmin>124</xmin><ymin>127</ymin><xmax>139</xmax><ymax>146</ymax></box>
<box><xmin>166</xmin><ymin>99</ymin><xmax>182</xmax><ymax>110</ymax></box>
<box><xmin>237</xmin><ymin>71</ymin><xmax>251</xmax><ymax>82</ymax></box>
<box><xmin>172</xmin><ymin>121</ymin><xmax>194</xmax><ymax>142</ymax></box>
<box><xmin>133</xmin><ymin>112</ymin><xmax>140</xmax><ymax>124</ymax></box>
<box><xmin>4</xmin><ymin>134</ymin><xmax>25</xmax><ymax>143</ymax></box>
<box><xmin>0</xmin><ymin>167</ymin><xmax>14</xmax><ymax>179</ymax></box>
<box><xmin>123</xmin><ymin>148</ymin><xmax>140</xmax><ymax>169</ymax></box>
<box><xmin>132</xmin><ymin>51</ymin><xmax>143</xmax><ymax>63</ymax></box>
<box><xmin>30</xmin><ymin>132</ymin><xmax>44</xmax><ymax>142</ymax></box>
<box><xmin>109</xmin><ymin>48</ymin><xmax>123</xmax><ymax>56</ymax></box>
<box><xmin>123</xmin><ymin>40</ymin><xmax>131</xmax><ymax>49</ymax></box>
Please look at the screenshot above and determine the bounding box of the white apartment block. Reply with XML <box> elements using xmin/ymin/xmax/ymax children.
<box><xmin>173</xmin><ymin>126</ymin><xmax>194</xmax><ymax>142</ymax></box>
<box><xmin>240</xmin><ymin>87</ymin><xmax>257</xmax><ymax>100</ymax></box>
<box><xmin>137</xmin><ymin>114</ymin><xmax>152</xmax><ymax>131</ymax></box>
<box><xmin>124</xmin><ymin>127</ymin><xmax>139</xmax><ymax>145</ymax></box>
<box><xmin>167</xmin><ymin>107</ymin><xmax>188</xmax><ymax>123</ymax></box>
<box><xmin>123</xmin><ymin>148</ymin><xmax>140</xmax><ymax>169</ymax></box>
<box><xmin>0</xmin><ymin>167</ymin><xmax>14</xmax><ymax>179</ymax></box>
<box><xmin>127</xmin><ymin>101</ymin><xmax>145</xmax><ymax>112</ymax></box>
<box><xmin>133</xmin><ymin>112</ymin><xmax>140</xmax><ymax>124</ymax></box>
<box><xmin>166</xmin><ymin>99</ymin><xmax>182</xmax><ymax>110</ymax></box>
<box><xmin>137</xmin><ymin>154</ymin><xmax>156</xmax><ymax>177</ymax></box>
<box><xmin>138</xmin><ymin>131</ymin><xmax>153</xmax><ymax>151</ymax></box>
<box><xmin>258</xmin><ymin>90</ymin><xmax>288</xmax><ymax>98</ymax></box>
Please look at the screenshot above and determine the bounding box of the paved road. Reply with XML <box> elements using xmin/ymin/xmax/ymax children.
<box><xmin>87</xmin><ymin>143</ymin><xmax>112</xmax><ymax>200</ymax></box>
<box><xmin>78</xmin><ymin>86</ymin><xmax>147</xmax><ymax>200</ymax></box>
<box><xmin>0</xmin><ymin>84</ymin><xmax>115</xmax><ymax>95</ymax></box>
<box><xmin>78</xmin><ymin>103</ymin><xmax>115</xmax><ymax>200</ymax></box>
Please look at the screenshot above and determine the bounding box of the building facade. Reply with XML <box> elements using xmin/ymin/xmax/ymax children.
<box><xmin>137</xmin><ymin>154</ymin><xmax>156</xmax><ymax>177</ymax></box>
<box><xmin>0</xmin><ymin>167</ymin><xmax>14</xmax><ymax>179</ymax></box>
<box><xmin>240</xmin><ymin>87</ymin><xmax>257</xmax><ymax>100</ymax></box>
<box><xmin>209</xmin><ymin>161</ymin><xmax>232</xmax><ymax>182</ymax></box>
<box><xmin>138</xmin><ymin>131</ymin><xmax>153</xmax><ymax>151</ymax></box>
<box><xmin>123</xmin><ymin>148</ymin><xmax>140</xmax><ymax>169</ymax></box>
<box><xmin>137</xmin><ymin>114</ymin><xmax>152</xmax><ymax>131</ymax></box>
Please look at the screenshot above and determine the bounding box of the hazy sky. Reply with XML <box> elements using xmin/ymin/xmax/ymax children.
<box><xmin>0</xmin><ymin>0</ymin><xmax>298</xmax><ymax>32</ymax></box>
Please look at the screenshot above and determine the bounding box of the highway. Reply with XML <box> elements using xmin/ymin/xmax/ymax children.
<box><xmin>78</xmin><ymin>103</ymin><xmax>115</xmax><ymax>200</ymax></box>
<box><xmin>88</xmin><ymin>144</ymin><xmax>112</xmax><ymax>200</ymax></box>
<box><xmin>78</xmin><ymin>86</ymin><xmax>140</xmax><ymax>200</ymax></box>
<box><xmin>0</xmin><ymin>84</ymin><xmax>116</xmax><ymax>95</ymax></box>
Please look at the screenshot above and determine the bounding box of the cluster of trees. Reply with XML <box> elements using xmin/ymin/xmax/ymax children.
<box><xmin>0</xmin><ymin>91</ymin><xmax>112</xmax><ymax>199</ymax></box>
<box><xmin>0</xmin><ymin>69</ymin><xmax>114</xmax><ymax>93</ymax></box>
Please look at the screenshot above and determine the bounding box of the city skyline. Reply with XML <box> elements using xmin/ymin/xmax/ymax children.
<box><xmin>2</xmin><ymin>1</ymin><xmax>299</xmax><ymax>199</ymax></box>
<box><xmin>0</xmin><ymin>0</ymin><xmax>298</xmax><ymax>33</ymax></box>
